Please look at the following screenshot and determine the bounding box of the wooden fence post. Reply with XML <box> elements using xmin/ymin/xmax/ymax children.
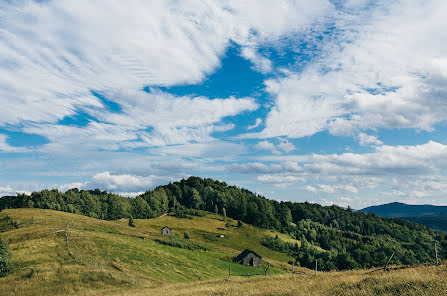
<box><xmin>385</xmin><ymin>252</ymin><xmax>395</xmax><ymax>270</ymax></box>
<box><xmin>315</xmin><ymin>259</ymin><xmax>317</xmax><ymax>277</ymax></box>
<box><xmin>292</xmin><ymin>260</ymin><xmax>294</xmax><ymax>274</ymax></box>
<box><xmin>264</xmin><ymin>262</ymin><xmax>270</xmax><ymax>277</ymax></box>
<box><xmin>435</xmin><ymin>243</ymin><xmax>439</xmax><ymax>265</ymax></box>
<box><xmin>228</xmin><ymin>262</ymin><xmax>231</xmax><ymax>277</ymax></box>
<box><xmin>135</xmin><ymin>274</ymin><xmax>138</xmax><ymax>285</ymax></box>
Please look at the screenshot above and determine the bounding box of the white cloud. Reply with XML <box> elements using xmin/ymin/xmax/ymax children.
<box><xmin>0</xmin><ymin>0</ymin><xmax>331</xmax><ymax>127</ymax></box>
<box><xmin>247</xmin><ymin>118</ymin><xmax>263</xmax><ymax>130</ymax></box>
<box><xmin>89</xmin><ymin>171</ymin><xmax>165</xmax><ymax>192</ymax></box>
<box><xmin>253</xmin><ymin>139</ymin><xmax>295</xmax><ymax>155</ymax></box>
<box><xmin>257</xmin><ymin>0</ymin><xmax>447</xmax><ymax>139</ymax></box>
<box><xmin>257</xmin><ymin>174</ymin><xmax>305</xmax><ymax>187</ymax></box>
<box><xmin>356</xmin><ymin>132</ymin><xmax>382</xmax><ymax>146</ymax></box>
<box><xmin>318</xmin><ymin>184</ymin><xmax>358</xmax><ymax>194</ymax></box>
<box><xmin>277</xmin><ymin>139</ymin><xmax>296</xmax><ymax>153</ymax></box>
<box><xmin>304</xmin><ymin>185</ymin><xmax>318</xmax><ymax>193</ymax></box>
<box><xmin>254</xmin><ymin>140</ymin><xmax>280</xmax><ymax>154</ymax></box>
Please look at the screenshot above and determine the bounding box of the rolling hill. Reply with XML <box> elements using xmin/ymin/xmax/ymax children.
<box><xmin>1</xmin><ymin>176</ymin><xmax>446</xmax><ymax>272</ymax></box>
<box><xmin>360</xmin><ymin>202</ymin><xmax>447</xmax><ymax>232</ymax></box>
<box><xmin>0</xmin><ymin>208</ymin><xmax>446</xmax><ymax>296</ymax></box>
<box><xmin>0</xmin><ymin>208</ymin><xmax>291</xmax><ymax>295</ymax></box>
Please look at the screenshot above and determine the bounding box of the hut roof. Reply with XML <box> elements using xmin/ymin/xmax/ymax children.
<box><xmin>235</xmin><ymin>249</ymin><xmax>262</xmax><ymax>261</ymax></box>
<box><xmin>161</xmin><ymin>226</ymin><xmax>171</xmax><ymax>230</ymax></box>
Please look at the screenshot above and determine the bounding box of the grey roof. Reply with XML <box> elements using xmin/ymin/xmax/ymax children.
<box><xmin>161</xmin><ymin>226</ymin><xmax>171</xmax><ymax>230</ymax></box>
<box><xmin>235</xmin><ymin>249</ymin><xmax>262</xmax><ymax>261</ymax></box>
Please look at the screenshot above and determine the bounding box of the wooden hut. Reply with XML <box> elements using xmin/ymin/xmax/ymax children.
<box><xmin>235</xmin><ymin>249</ymin><xmax>262</xmax><ymax>267</ymax></box>
<box><xmin>161</xmin><ymin>226</ymin><xmax>172</xmax><ymax>236</ymax></box>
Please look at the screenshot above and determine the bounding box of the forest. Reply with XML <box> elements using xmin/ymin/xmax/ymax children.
<box><xmin>1</xmin><ymin>176</ymin><xmax>446</xmax><ymax>271</ymax></box>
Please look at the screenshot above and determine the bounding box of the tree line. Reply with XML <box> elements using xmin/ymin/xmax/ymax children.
<box><xmin>0</xmin><ymin>176</ymin><xmax>445</xmax><ymax>270</ymax></box>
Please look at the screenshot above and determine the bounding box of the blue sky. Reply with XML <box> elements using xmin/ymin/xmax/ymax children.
<box><xmin>1</xmin><ymin>0</ymin><xmax>447</xmax><ymax>208</ymax></box>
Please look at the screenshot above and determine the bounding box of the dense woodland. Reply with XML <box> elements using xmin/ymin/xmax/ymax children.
<box><xmin>1</xmin><ymin>176</ymin><xmax>446</xmax><ymax>271</ymax></box>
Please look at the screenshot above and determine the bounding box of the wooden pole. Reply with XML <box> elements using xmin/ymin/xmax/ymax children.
<box><xmin>265</xmin><ymin>262</ymin><xmax>270</xmax><ymax>277</ymax></box>
<box><xmin>228</xmin><ymin>262</ymin><xmax>231</xmax><ymax>277</ymax></box>
<box><xmin>385</xmin><ymin>252</ymin><xmax>395</xmax><ymax>270</ymax></box>
<box><xmin>435</xmin><ymin>243</ymin><xmax>439</xmax><ymax>265</ymax></box>
<box><xmin>292</xmin><ymin>260</ymin><xmax>294</xmax><ymax>274</ymax></box>
<box><xmin>315</xmin><ymin>259</ymin><xmax>317</xmax><ymax>276</ymax></box>
<box><xmin>135</xmin><ymin>274</ymin><xmax>138</xmax><ymax>285</ymax></box>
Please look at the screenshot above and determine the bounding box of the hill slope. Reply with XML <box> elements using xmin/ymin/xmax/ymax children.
<box><xmin>0</xmin><ymin>208</ymin><xmax>293</xmax><ymax>296</ymax></box>
<box><xmin>1</xmin><ymin>176</ymin><xmax>447</xmax><ymax>271</ymax></box>
<box><xmin>1</xmin><ymin>208</ymin><xmax>447</xmax><ymax>296</ymax></box>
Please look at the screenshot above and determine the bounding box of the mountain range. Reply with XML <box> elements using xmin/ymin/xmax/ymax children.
<box><xmin>360</xmin><ymin>202</ymin><xmax>447</xmax><ymax>232</ymax></box>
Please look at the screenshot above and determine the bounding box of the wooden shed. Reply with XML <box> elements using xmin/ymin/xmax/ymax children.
<box><xmin>235</xmin><ymin>249</ymin><xmax>262</xmax><ymax>267</ymax></box>
<box><xmin>161</xmin><ymin>226</ymin><xmax>172</xmax><ymax>236</ymax></box>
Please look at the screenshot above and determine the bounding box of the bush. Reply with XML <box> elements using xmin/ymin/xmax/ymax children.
<box><xmin>184</xmin><ymin>231</ymin><xmax>190</xmax><ymax>239</ymax></box>
<box><xmin>128</xmin><ymin>216</ymin><xmax>135</xmax><ymax>227</ymax></box>
<box><xmin>0</xmin><ymin>236</ymin><xmax>12</xmax><ymax>277</ymax></box>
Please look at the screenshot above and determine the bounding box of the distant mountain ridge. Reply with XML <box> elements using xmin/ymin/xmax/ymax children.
<box><xmin>360</xmin><ymin>202</ymin><xmax>447</xmax><ymax>232</ymax></box>
<box><xmin>360</xmin><ymin>202</ymin><xmax>447</xmax><ymax>218</ymax></box>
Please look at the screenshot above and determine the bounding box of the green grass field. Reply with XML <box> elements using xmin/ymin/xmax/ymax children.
<box><xmin>0</xmin><ymin>208</ymin><xmax>445</xmax><ymax>296</ymax></box>
<box><xmin>0</xmin><ymin>208</ymin><xmax>293</xmax><ymax>295</ymax></box>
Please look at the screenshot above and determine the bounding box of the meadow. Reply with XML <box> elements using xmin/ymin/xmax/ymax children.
<box><xmin>0</xmin><ymin>208</ymin><xmax>445</xmax><ymax>296</ymax></box>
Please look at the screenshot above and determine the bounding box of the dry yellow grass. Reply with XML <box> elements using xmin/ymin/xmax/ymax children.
<box><xmin>95</xmin><ymin>264</ymin><xmax>447</xmax><ymax>296</ymax></box>
<box><xmin>1</xmin><ymin>208</ymin><xmax>446</xmax><ymax>296</ymax></box>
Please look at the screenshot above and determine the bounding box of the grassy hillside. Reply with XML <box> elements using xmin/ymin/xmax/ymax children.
<box><xmin>3</xmin><ymin>177</ymin><xmax>445</xmax><ymax>270</ymax></box>
<box><xmin>0</xmin><ymin>208</ymin><xmax>293</xmax><ymax>296</ymax></box>
<box><xmin>1</xmin><ymin>208</ymin><xmax>446</xmax><ymax>295</ymax></box>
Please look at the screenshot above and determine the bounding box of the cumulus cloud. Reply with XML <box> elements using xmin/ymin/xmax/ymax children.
<box><xmin>356</xmin><ymin>133</ymin><xmax>382</xmax><ymax>146</ymax></box>
<box><xmin>254</xmin><ymin>140</ymin><xmax>280</xmax><ymax>154</ymax></box>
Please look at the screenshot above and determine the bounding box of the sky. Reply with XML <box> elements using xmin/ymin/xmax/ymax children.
<box><xmin>1</xmin><ymin>0</ymin><xmax>447</xmax><ymax>209</ymax></box>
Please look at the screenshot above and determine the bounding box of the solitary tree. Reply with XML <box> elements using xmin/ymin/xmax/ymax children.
<box><xmin>0</xmin><ymin>236</ymin><xmax>12</xmax><ymax>277</ymax></box>
<box><xmin>128</xmin><ymin>215</ymin><xmax>135</xmax><ymax>227</ymax></box>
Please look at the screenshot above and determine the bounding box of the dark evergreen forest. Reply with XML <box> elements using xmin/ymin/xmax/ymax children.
<box><xmin>1</xmin><ymin>176</ymin><xmax>445</xmax><ymax>271</ymax></box>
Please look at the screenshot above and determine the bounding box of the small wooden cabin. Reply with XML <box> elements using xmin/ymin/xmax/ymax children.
<box><xmin>235</xmin><ymin>249</ymin><xmax>262</xmax><ymax>267</ymax></box>
<box><xmin>161</xmin><ymin>226</ymin><xmax>172</xmax><ymax>236</ymax></box>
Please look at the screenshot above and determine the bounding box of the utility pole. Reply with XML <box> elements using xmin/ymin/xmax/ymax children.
<box><xmin>315</xmin><ymin>259</ymin><xmax>318</xmax><ymax>276</ymax></box>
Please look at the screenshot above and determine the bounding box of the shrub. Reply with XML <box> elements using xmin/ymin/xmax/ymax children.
<box><xmin>128</xmin><ymin>216</ymin><xmax>135</xmax><ymax>227</ymax></box>
<box><xmin>0</xmin><ymin>236</ymin><xmax>12</xmax><ymax>277</ymax></box>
